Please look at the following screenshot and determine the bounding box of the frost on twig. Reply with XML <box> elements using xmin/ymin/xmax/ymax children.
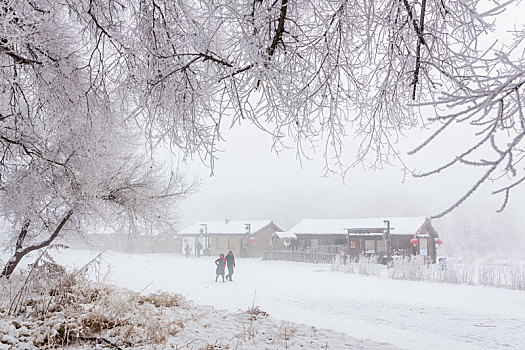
<box><xmin>1</xmin><ymin>0</ymin><xmax>524</xmax><ymax>228</ymax></box>
<box><xmin>408</xmin><ymin>25</ymin><xmax>525</xmax><ymax>216</ymax></box>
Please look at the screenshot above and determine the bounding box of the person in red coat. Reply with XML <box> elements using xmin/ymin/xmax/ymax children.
<box><xmin>215</xmin><ymin>254</ymin><xmax>226</xmax><ymax>282</ymax></box>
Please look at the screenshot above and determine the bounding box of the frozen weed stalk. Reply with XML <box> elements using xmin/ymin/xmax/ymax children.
<box><xmin>333</xmin><ymin>255</ymin><xmax>525</xmax><ymax>290</ymax></box>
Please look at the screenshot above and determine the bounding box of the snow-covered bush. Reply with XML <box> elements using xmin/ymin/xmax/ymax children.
<box><xmin>478</xmin><ymin>262</ymin><xmax>525</xmax><ymax>290</ymax></box>
<box><xmin>137</xmin><ymin>291</ymin><xmax>186</xmax><ymax>308</ymax></box>
<box><xmin>0</xmin><ymin>255</ymin><xmax>190</xmax><ymax>349</ymax></box>
<box><xmin>332</xmin><ymin>255</ymin><xmax>381</xmax><ymax>276</ymax></box>
<box><xmin>333</xmin><ymin>255</ymin><xmax>525</xmax><ymax>290</ymax></box>
<box><xmin>389</xmin><ymin>257</ymin><xmax>525</xmax><ymax>289</ymax></box>
<box><xmin>389</xmin><ymin>256</ymin><xmax>476</xmax><ymax>285</ymax></box>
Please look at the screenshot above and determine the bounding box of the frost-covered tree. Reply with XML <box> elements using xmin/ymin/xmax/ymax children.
<box><xmin>0</xmin><ymin>0</ymin><xmax>523</xmax><ymax>274</ymax></box>
<box><xmin>0</xmin><ymin>1</ymin><xmax>191</xmax><ymax>277</ymax></box>
<box><xmin>63</xmin><ymin>0</ymin><xmax>521</xmax><ymax>216</ymax></box>
<box><xmin>1</xmin><ymin>117</ymin><xmax>189</xmax><ymax>277</ymax></box>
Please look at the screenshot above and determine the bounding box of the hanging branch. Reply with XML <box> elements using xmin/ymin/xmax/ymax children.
<box><xmin>432</xmin><ymin>130</ymin><xmax>525</xmax><ymax>218</ymax></box>
<box><xmin>403</xmin><ymin>0</ymin><xmax>427</xmax><ymax>100</ymax></box>
<box><xmin>267</xmin><ymin>0</ymin><xmax>288</xmax><ymax>58</ymax></box>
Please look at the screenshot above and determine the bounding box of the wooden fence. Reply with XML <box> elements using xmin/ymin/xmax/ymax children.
<box><xmin>263</xmin><ymin>245</ymin><xmax>397</xmax><ymax>264</ymax></box>
<box><xmin>263</xmin><ymin>250</ymin><xmax>337</xmax><ymax>264</ymax></box>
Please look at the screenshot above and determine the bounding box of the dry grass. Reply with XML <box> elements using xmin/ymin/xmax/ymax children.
<box><xmin>201</xmin><ymin>342</ymin><xmax>230</xmax><ymax>349</ymax></box>
<box><xmin>0</xmin><ymin>253</ymin><xmax>191</xmax><ymax>349</ymax></box>
<box><xmin>246</xmin><ymin>305</ymin><xmax>269</xmax><ymax>321</ymax></box>
<box><xmin>137</xmin><ymin>290</ymin><xmax>186</xmax><ymax>308</ymax></box>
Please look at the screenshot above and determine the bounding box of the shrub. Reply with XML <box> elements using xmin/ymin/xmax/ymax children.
<box><xmin>0</xmin><ymin>254</ymin><xmax>190</xmax><ymax>349</ymax></box>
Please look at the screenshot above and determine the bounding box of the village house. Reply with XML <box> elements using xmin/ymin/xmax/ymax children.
<box><xmin>179</xmin><ymin>219</ymin><xmax>282</xmax><ymax>258</ymax></box>
<box><xmin>269</xmin><ymin>231</ymin><xmax>298</xmax><ymax>250</ymax></box>
<box><xmin>270</xmin><ymin>217</ymin><xmax>440</xmax><ymax>263</ymax></box>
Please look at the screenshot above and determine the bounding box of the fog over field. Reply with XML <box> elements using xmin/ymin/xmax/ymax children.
<box><xmin>178</xmin><ymin>125</ymin><xmax>525</xmax><ymax>259</ymax></box>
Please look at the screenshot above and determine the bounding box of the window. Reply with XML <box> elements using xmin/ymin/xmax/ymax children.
<box><xmin>350</xmin><ymin>240</ymin><xmax>356</xmax><ymax>249</ymax></box>
<box><xmin>216</xmin><ymin>237</ymin><xmax>228</xmax><ymax>249</ymax></box>
<box><xmin>419</xmin><ymin>237</ymin><xmax>428</xmax><ymax>256</ymax></box>
<box><xmin>376</xmin><ymin>240</ymin><xmax>386</xmax><ymax>252</ymax></box>
<box><xmin>365</xmin><ymin>240</ymin><xmax>375</xmax><ymax>252</ymax></box>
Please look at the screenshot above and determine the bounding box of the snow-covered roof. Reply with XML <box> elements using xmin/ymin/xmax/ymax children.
<box><xmin>179</xmin><ymin>220</ymin><xmax>278</xmax><ymax>236</ymax></box>
<box><xmin>288</xmin><ymin>217</ymin><xmax>429</xmax><ymax>236</ymax></box>
<box><xmin>273</xmin><ymin>231</ymin><xmax>297</xmax><ymax>239</ymax></box>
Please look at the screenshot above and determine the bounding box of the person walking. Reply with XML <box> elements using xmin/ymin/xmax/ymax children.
<box><xmin>184</xmin><ymin>243</ymin><xmax>191</xmax><ymax>258</ymax></box>
<box><xmin>225</xmin><ymin>251</ymin><xmax>236</xmax><ymax>281</ymax></box>
<box><xmin>215</xmin><ymin>254</ymin><xmax>226</xmax><ymax>282</ymax></box>
<box><xmin>196</xmin><ymin>240</ymin><xmax>203</xmax><ymax>257</ymax></box>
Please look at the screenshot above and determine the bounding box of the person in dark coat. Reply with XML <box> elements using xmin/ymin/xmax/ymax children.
<box><xmin>215</xmin><ymin>254</ymin><xmax>226</xmax><ymax>282</ymax></box>
<box><xmin>184</xmin><ymin>243</ymin><xmax>191</xmax><ymax>258</ymax></box>
<box><xmin>225</xmin><ymin>251</ymin><xmax>236</xmax><ymax>281</ymax></box>
<box><xmin>195</xmin><ymin>240</ymin><xmax>203</xmax><ymax>257</ymax></box>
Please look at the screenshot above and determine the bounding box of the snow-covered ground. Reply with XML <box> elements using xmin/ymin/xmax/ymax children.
<box><xmin>41</xmin><ymin>249</ymin><xmax>525</xmax><ymax>350</ymax></box>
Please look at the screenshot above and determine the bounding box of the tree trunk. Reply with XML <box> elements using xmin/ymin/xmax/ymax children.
<box><xmin>1</xmin><ymin>211</ymin><xmax>73</xmax><ymax>278</ymax></box>
<box><xmin>1</xmin><ymin>253</ymin><xmax>25</xmax><ymax>279</ymax></box>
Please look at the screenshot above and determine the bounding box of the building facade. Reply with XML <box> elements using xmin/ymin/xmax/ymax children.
<box><xmin>179</xmin><ymin>219</ymin><xmax>282</xmax><ymax>258</ymax></box>
<box><xmin>274</xmin><ymin>217</ymin><xmax>440</xmax><ymax>263</ymax></box>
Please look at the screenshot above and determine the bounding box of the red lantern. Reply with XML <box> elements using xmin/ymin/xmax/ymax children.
<box><xmin>437</xmin><ymin>239</ymin><xmax>443</xmax><ymax>245</ymax></box>
<box><xmin>410</xmin><ymin>238</ymin><xmax>418</xmax><ymax>246</ymax></box>
<box><xmin>250</xmin><ymin>237</ymin><xmax>257</xmax><ymax>244</ymax></box>
<box><xmin>173</xmin><ymin>235</ymin><xmax>179</xmax><ymax>240</ymax></box>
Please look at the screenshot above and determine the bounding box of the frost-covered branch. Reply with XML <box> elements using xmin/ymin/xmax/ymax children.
<box><xmin>1</xmin><ymin>211</ymin><xmax>72</xmax><ymax>278</ymax></box>
<box><xmin>410</xmin><ymin>31</ymin><xmax>525</xmax><ymax>215</ymax></box>
<box><xmin>2</xmin><ymin>0</ymin><xmax>525</xmax><ymax>245</ymax></box>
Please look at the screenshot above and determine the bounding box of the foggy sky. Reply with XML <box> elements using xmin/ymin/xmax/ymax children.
<box><xmin>173</xmin><ymin>121</ymin><xmax>525</xmax><ymax>258</ymax></box>
<box><xmin>173</xmin><ymin>3</ymin><xmax>525</xmax><ymax>258</ymax></box>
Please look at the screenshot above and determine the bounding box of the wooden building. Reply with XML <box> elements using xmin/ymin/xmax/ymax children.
<box><xmin>269</xmin><ymin>231</ymin><xmax>298</xmax><ymax>250</ymax></box>
<box><xmin>284</xmin><ymin>217</ymin><xmax>440</xmax><ymax>263</ymax></box>
<box><xmin>179</xmin><ymin>219</ymin><xmax>282</xmax><ymax>258</ymax></box>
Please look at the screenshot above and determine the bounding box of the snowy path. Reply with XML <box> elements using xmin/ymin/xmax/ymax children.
<box><xmin>51</xmin><ymin>250</ymin><xmax>525</xmax><ymax>350</ymax></box>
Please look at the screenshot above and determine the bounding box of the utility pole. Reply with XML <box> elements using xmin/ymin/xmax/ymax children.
<box><xmin>199</xmin><ymin>224</ymin><xmax>208</xmax><ymax>255</ymax></box>
<box><xmin>383</xmin><ymin>220</ymin><xmax>391</xmax><ymax>267</ymax></box>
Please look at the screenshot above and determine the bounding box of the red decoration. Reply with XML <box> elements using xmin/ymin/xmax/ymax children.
<box><xmin>250</xmin><ymin>237</ymin><xmax>257</xmax><ymax>244</ymax></box>
<box><xmin>437</xmin><ymin>239</ymin><xmax>443</xmax><ymax>245</ymax></box>
<box><xmin>173</xmin><ymin>235</ymin><xmax>179</xmax><ymax>240</ymax></box>
<box><xmin>410</xmin><ymin>238</ymin><xmax>418</xmax><ymax>246</ymax></box>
